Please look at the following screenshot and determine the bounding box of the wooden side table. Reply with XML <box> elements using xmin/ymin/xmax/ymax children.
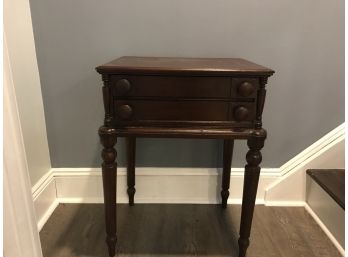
<box><xmin>96</xmin><ymin>56</ymin><xmax>274</xmax><ymax>257</ymax></box>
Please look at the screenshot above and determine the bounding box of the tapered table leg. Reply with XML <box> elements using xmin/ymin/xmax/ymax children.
<box><xmin>238</xmin><ymin>129</ymin><xmax>266</xmax><ymax>257</ymax></box>
<box><xmin>99</xmin><ymin>126</ymin><xmax>117</xmax><ymax>257</ymax></box>
<box><xmin>126</xmin><ymin>137</ymin><xmax>136</xmax><ymax>206</ymax></box>
<box><xmin>221</xmin><ymin>139</ymin><xmax>234</xmax><ymax>208</ymax></box>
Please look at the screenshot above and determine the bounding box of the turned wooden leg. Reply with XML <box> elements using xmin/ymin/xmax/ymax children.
<box><xmin>221</xmin><ymin>139</ymin><xmax>234</xmax><ymax>208</ymax></box>
<box><xmin>238</xmin><ymin>129</ymin><xmax>266</xmax><ymax>257</ymax></box>
<box><xmin>126</xmin><ymin>137</ymin><xmax>136</xmax><ymax>206</ymax></box>
<box><xmin>99</xmin><ymin>126</ymin><xmax>117</xmax><ymax>257</ymax></box>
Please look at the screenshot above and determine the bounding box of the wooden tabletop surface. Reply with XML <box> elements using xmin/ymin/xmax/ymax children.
<box><xmin>96</xmin><ymin>56</ymin><xmax>275</xmax><ymax>76</ymax></box>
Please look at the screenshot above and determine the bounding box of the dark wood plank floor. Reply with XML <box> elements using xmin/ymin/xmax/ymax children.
<box><xmin>40</xmin><ymin>204</ymin><xmax>341</xmax><ymax>257</ymax></box>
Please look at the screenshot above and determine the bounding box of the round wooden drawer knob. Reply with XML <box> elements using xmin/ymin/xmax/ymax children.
<box><xmin>234</xmin><ymin>106</ymin><xmax>249</xmax><ymax>121</ymax></box>
<box><xmin>117</xmin><ymin>104</ymin><xmax>133</xmax><ymax>120</ymax></box>
<box><xmin>238</xmin><ymin>81</ymin><xmax>254</xmax><ymax>97</ymax></box>
<box><xmin>115</xmin><ymin>79</ymin><xmax>131</xmax><ymax>95</ymax></box>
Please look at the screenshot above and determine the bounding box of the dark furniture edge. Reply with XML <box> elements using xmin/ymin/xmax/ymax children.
<box><xmin>307</xmin><ymin>169</ymin><xmax>345</xmax><ymax>209</ymax></box>
<box><xmin>111</xmin><ymin>127</ymin><xmax>266</xmax><ymax>139</ymax></box>
<box><xmin>95</xmin><ymin>67</ymin><xmax>274</xmax><ymax>77</ymax></box>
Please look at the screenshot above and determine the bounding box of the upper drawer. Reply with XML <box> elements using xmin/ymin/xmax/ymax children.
<box><xmin>110</xmin><ymin>75</ymin><xmax>231</xmax><ymax>98</ymax></box>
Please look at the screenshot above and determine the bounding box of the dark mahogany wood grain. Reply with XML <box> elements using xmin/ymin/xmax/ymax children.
<box><xmin>255</xmin><ymin>77</ymin><xmax>268</xmax><ymax>129</ymax></box>
<box><xmin>98</xmin><ymin>126</ymin><xmax>117</xmax><ymax>257</ymax></box>
<box><xmin>96</xmin><ymin>56</ymin><xmax>274</xmax><ymax>76</ymax></box>
<box><xmin>101</xmin><ymin>74</ymin><xmax>113</xmax><ymax>126</ymax></box>
<box><xmin>113</xmin><ymin>101</ymin><xmax>256</xmax><ymax>127</ymax></box>
<box><xmin>232</xmin><ymin>78</ymin><xmax>259</xmax><ymax>98</ymax></box>
<box><xmin>111</xmin><ymin>75</ymin><xmax>231</xmax><ymax>98</ymax></box>
<box><xmin>115</xmin><ymin>100</ymin><xmax>229</xmax><ymax>121</ymax></box>
<box><xmin>97</xmin><ymin>56</ymin><xmax>274</xmax><ymax>257</ymax></box>
<box><xmin>126</xmin><ymin>137</ymin><xmax>136</xmax><ymax>206</ymax></box>
<box><xmin>221</xmin><ymin>139</ymin><xmax>234</xmax><ymax>208</ymax></box>
<box><xmin>238</xmin><ymin>129</ymin><xmax>266</xmax><ymax>257</ymax></box>
<box><xmin>113</xmin><ymin>127</ymin><xmax>260</xmax><ymax>139</ymax></box>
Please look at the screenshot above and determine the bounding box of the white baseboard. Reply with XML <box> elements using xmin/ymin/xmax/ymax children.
<box><xmin>32</xmin><ymin>170</ymin><xmax>58</xmax><ymax>231</ymax></box>
<box><xmin>53</xmin><ymin>167</ymin><xmax>279</xmax><ymax>205</ymax></box>
<box><xmin>32</xmin><ymin>167</ymin><xmax>279</xmax><ymax>230</ymax></box>
<box><xmin>304</xmin><ymin>203</ymin><xmax>345</xmax><ymax>256</ymax></box>
<box><xmin>264</xmin><ymin>201</ymin><xmax>306</xmax><ymax>207</ymax></box>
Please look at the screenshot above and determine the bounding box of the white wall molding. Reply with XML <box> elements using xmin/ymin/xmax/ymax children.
<box><xmin>33</xmin><ymin>175</ymin><xmax>58</xmax><ymax>231</ymax></box>
<box><xmin>278</xmin><ymin>124</ymin><xmax>345</xmax><ymax>176</ymax></box>
<box><xmin>304</xmin><ymin>203</ymin><xmax>345</xmax><ymax>256</ymax></box>
<box><xmin>31</xmin><ymin>169</ymin><xmax>59</xmax><ymax>231</ymax></box>
<box><xmin>52</xmin><ymin>167</ymin><xmax>281</xmax><ymax>176</ymax></box>
<box><xmin>32</xmin><ymin>169</ymin><xmax>54</xmax><ymax>199</ymax></box>
<box><xmin>4</xmin><ymin>0</ymin><xmax>51</xmax><ymax>186</ymax></box>
<box><xmin>32</xmin><ymin>167</ymin><xmax>280</xmax><ymax>230</ymax></box>
<box><xmin>4</xmin><ymin>36</ymin><xmax>43</xmax><ymax>257</ymax></box>
<box><xmin>52</xmin><ymin>167</ymin><xmax>278</xmax><ymax>205</ymax></box>
<box><xmin>264</xmin><ymin>124</ymin><xmax>345</xmax><ymax>205</ymax></box>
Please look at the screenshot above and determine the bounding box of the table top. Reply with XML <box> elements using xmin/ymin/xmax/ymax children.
<box><xmin>96</xmin><ymin>56</ymin><xmax>274</xmax><ymax>76</ymax></box>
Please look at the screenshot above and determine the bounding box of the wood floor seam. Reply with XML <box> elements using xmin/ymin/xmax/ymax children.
<box><xmin>40</xmin><ymin>204</ymin><xmax>342</xmax><ymax>257</ymax></box>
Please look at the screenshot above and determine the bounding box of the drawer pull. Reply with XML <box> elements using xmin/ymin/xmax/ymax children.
<box><xmin>115</xmin><ymin>79</ymin><xmax>131</xmax><ymax>95</ymax></box>
<box><xmin>238</xmin><ymin>81</ymin><xmax>255</xmax><ymax>97</ymax></box>
<box><xmin>234</xmin><ymin>106</ymin><xmax>249</xmax><ymax>121</ymax></box>
<box><xmin>117</xmin><ymin>104</ymin><xmax>133</xmax><ymax>120</ymax></box>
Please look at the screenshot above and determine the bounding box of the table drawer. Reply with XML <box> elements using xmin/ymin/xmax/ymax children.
<box><xmin>111</xmin><ymin>75</ymin><xmax>231</xmax><ymax>98</ymax></box>
<box><xmin>114</xmin><ymin>100</ymin><xmax>256</xmax><ymax>124</ymax></box>
<box><xmin>114</xmin><ymin>100</ymin><xmax>228</xmax><ymax>121</ymax></box>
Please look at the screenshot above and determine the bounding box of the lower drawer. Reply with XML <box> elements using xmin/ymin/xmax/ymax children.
<box><xmin>113</xmin><ymin>100</ymin><xmax>256</xmax><ymax>126</ymax></box>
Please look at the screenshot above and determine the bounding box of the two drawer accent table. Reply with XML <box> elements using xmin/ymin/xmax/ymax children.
<box><xmin>96</xmin><ymin>56</ymin><xmax>274</xmax><ymax>257</ymax></box>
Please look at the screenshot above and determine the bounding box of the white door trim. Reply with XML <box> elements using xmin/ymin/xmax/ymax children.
<box><xmin>4</xmin><ymin>36</ymin><xmax>43</xmax><ymax>257</ymax></box>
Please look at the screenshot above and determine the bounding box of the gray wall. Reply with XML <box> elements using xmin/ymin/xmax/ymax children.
<box><xmin>29</xmin><ymin>0</ymin><xmax>344</xmax><ymax>168</ymax></box>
